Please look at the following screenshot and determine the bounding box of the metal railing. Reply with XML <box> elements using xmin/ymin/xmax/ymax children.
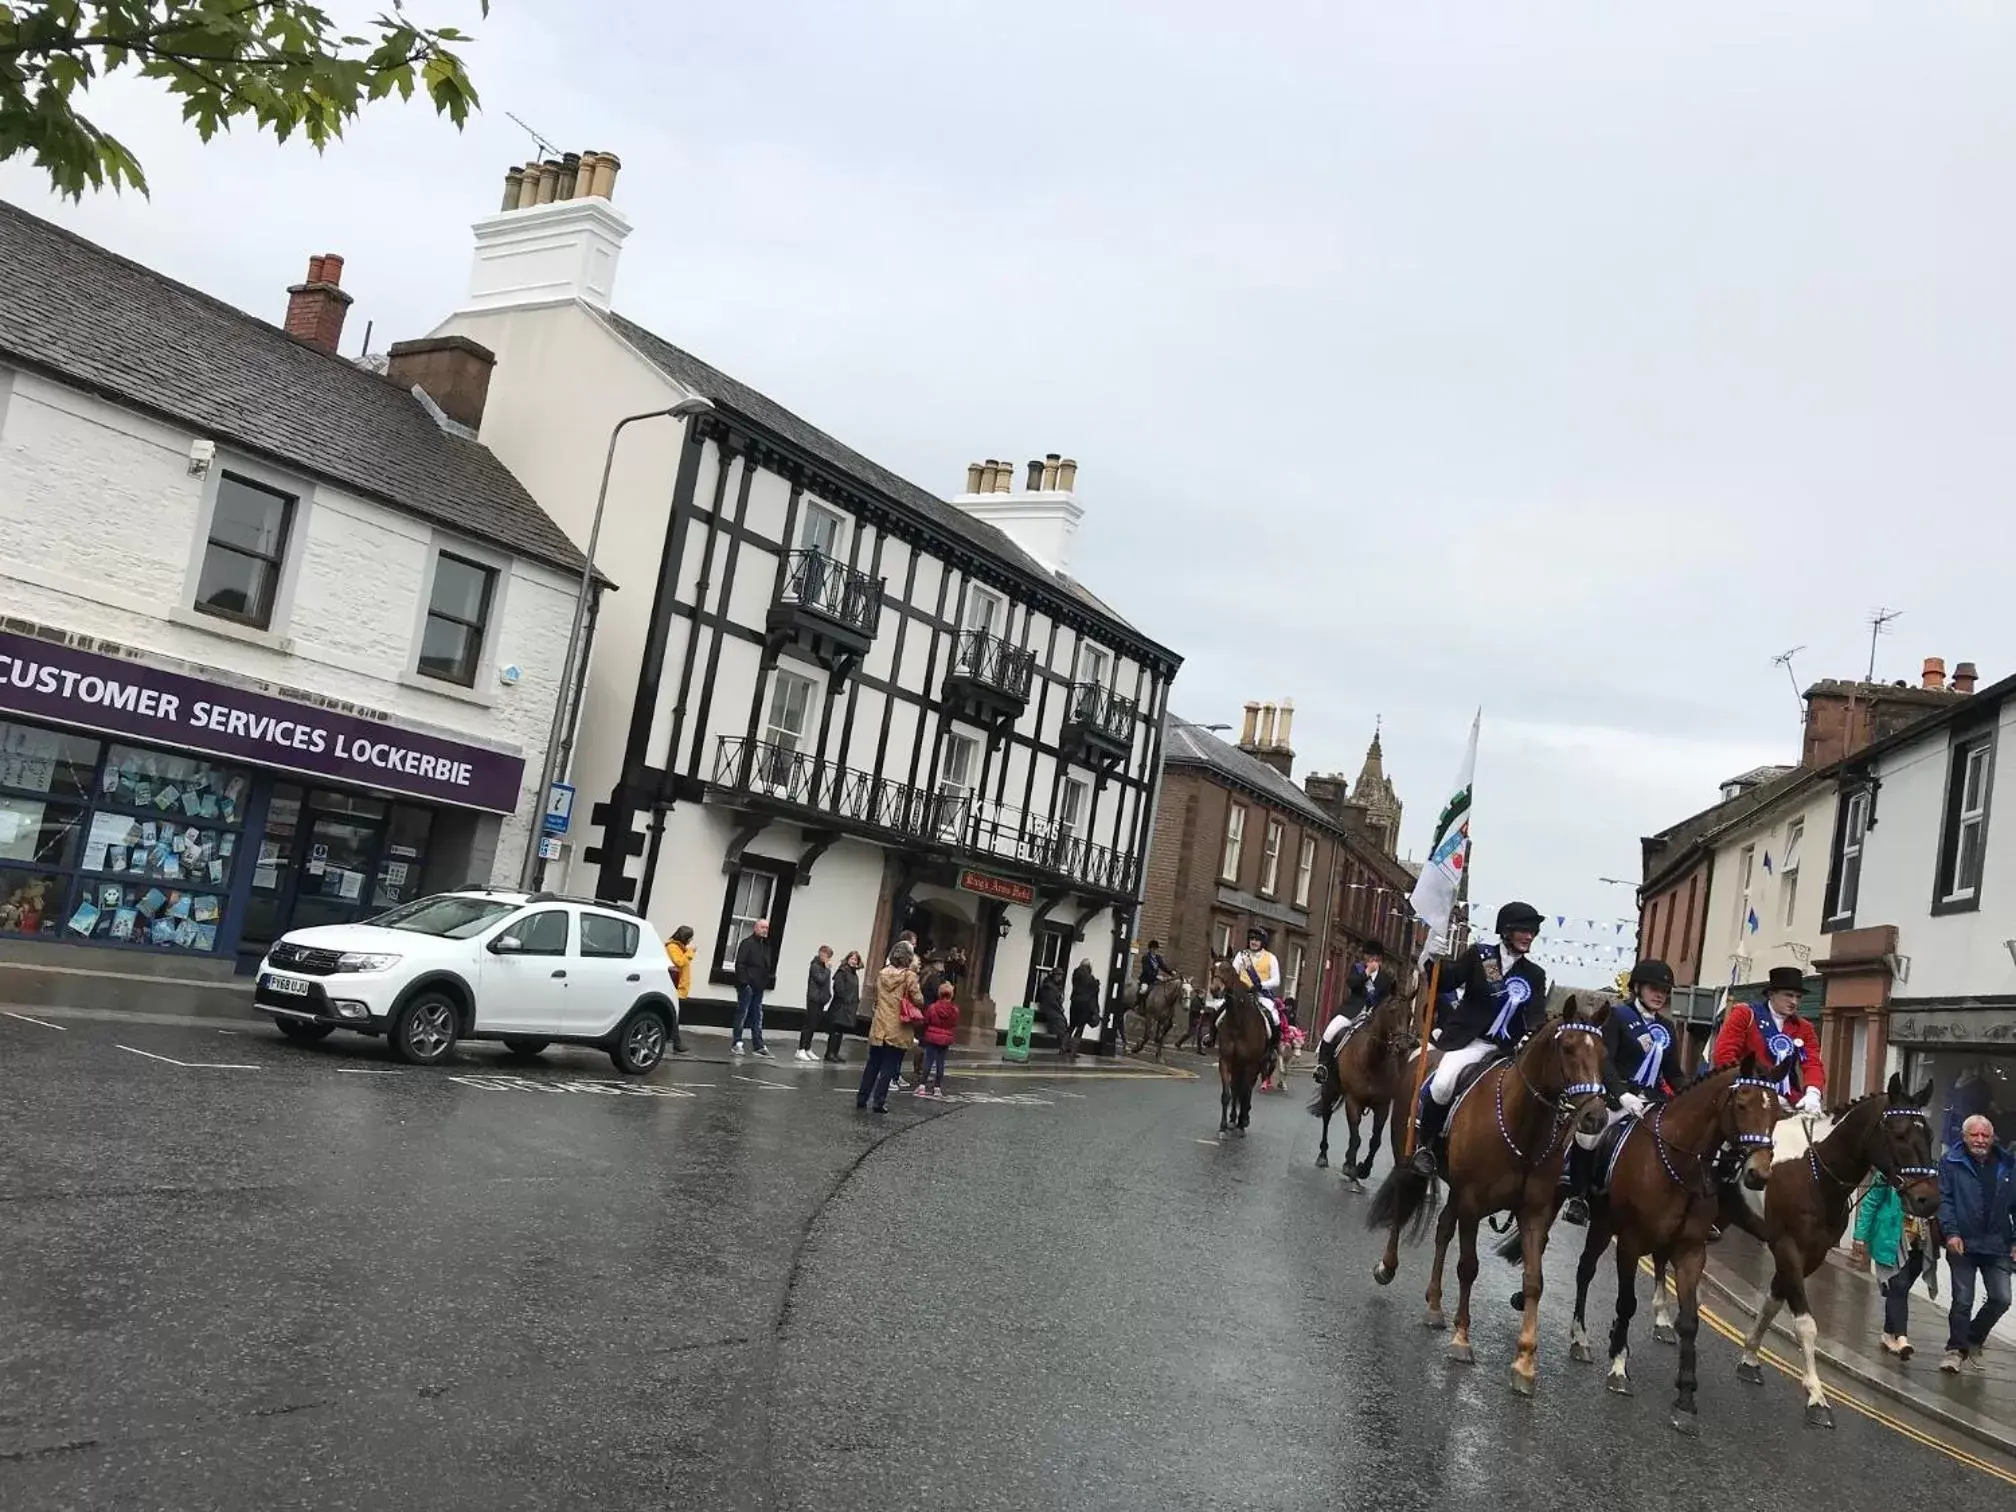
<box><xmin>712</xmin><ymin>736</ymin><xmax>1137</xmax><ymax>894</ymax></box>
<box><xmin>776</xmin><ymin>550</ymin><xmax>882</xmax><ymax>638</ymax></box>
<box><xmin>1064</xmin><ymin>680</ymin><xmax>1136</xmax><ymax>745</ymax></box>
<box><xmin>948</xmin><ymin>629</ymin><xmax>1036</xmax><ymax>701</ymax></box>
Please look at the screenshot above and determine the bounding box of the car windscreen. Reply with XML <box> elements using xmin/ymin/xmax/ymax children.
<box><xmin>369</xmin><ymin>895</ymin><xmax>519</xmax><ymax>939</ymax></box>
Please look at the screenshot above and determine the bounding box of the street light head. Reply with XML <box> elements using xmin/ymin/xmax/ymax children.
<box><xmin>668</xmin><ymin>395</ymin><xmax>715</xmax><ymax>419</ymax></box>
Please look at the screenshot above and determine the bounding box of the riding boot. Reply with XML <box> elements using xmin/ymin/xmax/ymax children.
<box><xmin>1315</xmin><ymin>1042</ymin><xmax>1338</xmax><ymax>1086</ymax></box>
<box><xmin>1559</xmin><ymin>1144</ymin><xmax>1592</xmax><ymax>1227</ymax></box>
<box><xmin>1411</xmin><ymin>1092</ymin><xmax>1448</xmax><ymax>1178</ymax></box>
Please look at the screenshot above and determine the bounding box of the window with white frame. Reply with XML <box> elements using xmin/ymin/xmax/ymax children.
<box><xmin>1057</xmin><ymin>776</ymin><xmax>1089</xmax><ymax>865</ymax></box>
<box><xmin>194</xmin><ymin>474</ymin><xmax>295</xmax><ymax>629</ymax></box>
<box><xmin>1076</xmin><ymin>641</ymin><xmax>1110</xmax><ymax>689</ymax></box>
<box><xmin>719</xmin><ymin>868</ymin><xmax>776</xmax><ymax>974</ymax></box>
<box><xmin>1779</xmin><ymin>818</ymin><xmax>1803</xmax><ymax>927</ymax></box>
<box><xmin>1220</xmin><ymin>805</ymin><xmax>1246</xmax><ymax>883</ymax></box>
<box><xmin>955</xmin><ymin>584</ymin><xmax>1007</xmax><ymax>675</ymax></box>
<box><xmin>1288</xmin><ymin>943</ymin><xmax>1306</xmax><ymax>1001</ymax></box>
<box><xmin>1828</xmin><ymin>789</ymin><xmax>1871</xmax><ymax>924</ymax></box>
<box><xmin>1211</xmin><ymin>921</ymin><xmax>1233</xmax><ymax>959</ymax></box>
<box><xmin>1294</xmin><ymin>834</ymin><xmax>1316</xmax><ymax>908</ymax></box>
<box><xmin>758</xmin><ymin>671</ymin><xmax>816</xmax><ymax>791</ymax></box>
<box><xmin>799</xmin><ymin>500</ymin><xmax>845</xmax><ymax>558</ymax></box>
<box><xmin>1939</xmin><ymin>736</ymin><xmax>1994</xmax><ymax>907</ymax></box>
<box><xmin>1260</xmin><ymin>818</ymin><xmax>1284</xmax><ymax>896</ymax></box>
<box><xmin>935</xmin><ymin>730</ymin><xmax>977</xmax><ymax>841</ymax></box>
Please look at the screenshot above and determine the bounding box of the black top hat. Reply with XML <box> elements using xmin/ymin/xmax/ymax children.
<box><xmin>1766</xmin><ymin>966</ymin><xmax>1804</xmax><ymax>996</ymax></box>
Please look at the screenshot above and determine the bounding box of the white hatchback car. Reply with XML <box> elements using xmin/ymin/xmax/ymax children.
<box><xmin>253</xmin><ymin>889</ymin><xmax>680</xmax><ymax>1073</ymax></box>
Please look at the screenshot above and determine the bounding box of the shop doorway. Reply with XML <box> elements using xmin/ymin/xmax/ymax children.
<box><xmin>237</xmin><ymin>784</ymin><xmax>436</xmax><ymax>967</ymax></box>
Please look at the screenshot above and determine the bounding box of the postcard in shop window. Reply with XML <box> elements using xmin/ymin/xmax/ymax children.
<box><xmin>161</xmin><ymin>853</ymin><xmax>181</xmax><ymax>880</ymax></box>
<box><xmin>137</xmin><ymin>887</ymin><xmax>166</xmax><ymax>917</ymax></box>
<box><xmin>193</xmin><ymin>922</ymin><xmax>217</xmax><ymax>951</ymax></box>
<box><xmin>219</xmin><ymin>833</ymin><xmax>237</xmax><ymax>857</ymax></box>
<box><xmin>148</xmin><ymin>917</ymin><xmax>177</xmax><ymax>947</ymax></box>
<box><xmin>180</xmin><ymin>790</ymin><xmax>203</xmax><ymax>817</ymax></box>
<box><xmin>165</xmin><ymin>893</ymin><xmax>191</xmax><ymax>921</ymax></box>
<box><xmin>109</xmin><ymin>907</ymin><xmax>137</xmax><ymax>941</ymax></box>
<box><xmin>191</xmin><ymin>895</ymin><xmax>219</xmax><ymax>923</ymax></box>
<box><xmin>67</xmin><ymin>900</ymin><xmax>100</xmax><ymax>936</ymax></box>
<box><xmin>154</xmin><ymin>784</ymin><xmax>180</xmax><ymax>812</ymax></box>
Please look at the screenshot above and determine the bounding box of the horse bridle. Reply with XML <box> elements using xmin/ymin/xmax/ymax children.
<box><xmin>1496</xmin><ymin>1020</ymin><xmax>1607</xmax><ymax>1161</ymax></box>
<box><xmin>1807</xmin><ymin>1103</ymin><xmax>1940</xmax><ymax>1190</ymax></box>
<box><xmin>1641</xmin><ymin>1074</ymin><xmax>1779</xmax><ymax>1190</ymax></box>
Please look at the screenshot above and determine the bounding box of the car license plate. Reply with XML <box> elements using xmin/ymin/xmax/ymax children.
<box><xmin>265</xmin><ymin>973</ymin><xmax>311</xmax><ymax>997</ymax></box>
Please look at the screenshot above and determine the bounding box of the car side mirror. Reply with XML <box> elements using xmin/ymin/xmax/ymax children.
<box><xmin>491</xmin><ymin>935</ymin><xmax>524</xmax><ymax>955</ymax></box>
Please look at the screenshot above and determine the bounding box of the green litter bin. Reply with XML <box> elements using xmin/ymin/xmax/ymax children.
<box><xmin>1004</xmin><ymin>1003</ymin><xmax>1034</xmax><ymax>1063</ymax></box>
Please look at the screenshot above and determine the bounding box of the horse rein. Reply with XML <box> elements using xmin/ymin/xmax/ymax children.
<box><xmin>1497</xmin><ymin>1020</ymin><xmax>1606</xmax><ymax>1162</ymax></box>
<box><xmin>1640</xmin><ymin>1075</ymin><xmax>1778</xmax><ymax>1191</ymax></box>
<box><xmin>1805</xmin><ymin>1104</ymin><xmax>1940</xmax><ymax>1194</ymax></box>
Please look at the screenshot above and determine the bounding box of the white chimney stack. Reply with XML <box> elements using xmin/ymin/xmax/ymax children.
<box><xmin>952</xmin><ymin>451</ymin><xmax>1086</xmax><ymax>576</ymax></box>
<box><xmin>463</xmin><ymin>193</ymin><xmax>632</xmax><ymax>314</ymax></box>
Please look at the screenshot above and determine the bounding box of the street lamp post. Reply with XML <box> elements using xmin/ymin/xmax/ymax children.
<box><xmin>521</xmin><ymin>396</ymin><xmax>716</xmax><ymax>890</ymax></box>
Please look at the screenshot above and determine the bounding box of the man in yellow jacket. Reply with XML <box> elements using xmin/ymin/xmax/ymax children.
<box><xmin>661</xmin><ymin>925</ymin><xmax>695</xmax><ymax>1054</ymax></box>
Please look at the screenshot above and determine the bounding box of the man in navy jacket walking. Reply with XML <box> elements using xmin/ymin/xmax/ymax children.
<box><xmin>1937</xmin><ymin>1114</ymin><xmax>2016</xmax><ymax>1372</ymax></box>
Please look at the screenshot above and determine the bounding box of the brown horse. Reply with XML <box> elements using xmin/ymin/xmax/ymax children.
<box><xmin>1367</xmin><ymin>1001</ymin><xmax>1611</xmax><ymax>1395</ymax></box>
<box><xmin>1129</xmin><ymin>977</ymin><xmax>1188</xmax><ymax>1060</ymax></box>
<box><xmin>1210</xmin><ymin>959</ymin><xmax>1270</xmax><ymax>1136</ymax></box>
<box><xmin>1729</xmin><ymin>1073</ymin><xmax>1941</xmax><ymax>1427</ymax></box>
<box><xmin>1557</xmin><ymin>1056</ymin><xmax>1787</xmax><ymax>1436</ymax></box>
<box><xmin>1310</xmin><ymin>973</ymin><xmax>1417</xmax><ymax>1188</ymax></box>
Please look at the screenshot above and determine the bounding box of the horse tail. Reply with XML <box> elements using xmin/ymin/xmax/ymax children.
<box><xmin>1365</xmin><ymin>1165</ymin><xmax>1438</xmax><ymax>1243</ymax></box>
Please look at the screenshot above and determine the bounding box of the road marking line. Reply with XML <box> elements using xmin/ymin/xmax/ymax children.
<box><xmin>1633</xmin><ymin>1259</ymin><xmax>2014</xmax><ymax>1484</ymax></box>
<box><xmin>2</xmin><ymin>1011</ymin><xmax>66</xmax><ymax>1031</ymax></box>
<box><xmin>115</xmin><ymin>1045</ymin><xmax>260</xmax><ymax>1071</ymax></box>
<box><xmin>336</xmin><ymin>1068</ymin><xmax>405</xmax><ymax>1075</ymax></box>
<box><xmin>732</xmin><ymin>1075</ymin><xmax>796</xmax><ymax>1090</ymax></box>
<box><xmin>1193</xmin><ymin>1137</ymin><xmax>1220</xmax><ymax>1145</ymax></box>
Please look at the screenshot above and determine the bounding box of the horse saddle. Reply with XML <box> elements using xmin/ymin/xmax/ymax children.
<box><xmin>1441</xmin><ymin>1050</ymin><xmax>1507</xmax><ymax>1117</ymax></box>
<box><xmin>1593</xmin><ymin>1117</ymin><xmax>1635</xmax><ymax>1195</ymax></box>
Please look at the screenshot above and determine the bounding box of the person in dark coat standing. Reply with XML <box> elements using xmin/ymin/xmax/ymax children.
<box><xmin>797</xmin><ymin>946</ymin><xmax>834</xmax><ymax>1060</ymax></box>
<box><xmin>731</xmin><ymin>919</ymin><xmax>774</xmax><ymax>1059</ymax></box>
<box><xmin>1036</xmin><ymin>968</ymin><xmax>1069</xmax><ymax>1050</ymax></box>
<box><xmin>1068</xmin><ymin>960</ymin><xmax>1101</xmax><ymax>1060</ymax></box>
<box><xmin>823</xmin><ymin>951</ymin><xmax>862</xmax><ymax>1063</ymax></box>
<box><xmin>1937</xmin><ymin>1114</ymin><xmax>2016</xmax><ymax>1372</ymax></box>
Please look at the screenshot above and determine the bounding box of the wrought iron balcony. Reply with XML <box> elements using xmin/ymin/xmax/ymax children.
<box><xmin>766</xmin><ymin>550</ymin><xmax>883</xmax><ymax>662</ymax></box>
<box><xmin>944</xmin><ymin>628</ymin><xmax>1035</xmax><ymax>723</ymax></box>
<box><xmin>1061</xmin><ymin>680</ymin><xmax>1136</xmax><ymax>765</ymax></box>
<box><xmin>711</xmin><ymin>736</ymin><xmax>1137</xmax><ymax>898</ymax></box>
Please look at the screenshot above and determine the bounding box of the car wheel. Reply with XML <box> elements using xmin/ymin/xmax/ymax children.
<box><xmin>390</xmin><ymin>992</ymin><xmax>461</xmax><ymax>1065</ymax></box>
<box><xmin>275</xmin><ymin>1018</ymin><xmax>335</xmax><ymax>1043</ymax></box>
<box><xmin>609</xmin><ymin>1007</ymin><xmax>669</xmax><ymax>1075</ymax></box>
<box><xmin>501</xmin><ymin>1037</ymin><xmax>551</xmax><ymax>1058</ymax></box>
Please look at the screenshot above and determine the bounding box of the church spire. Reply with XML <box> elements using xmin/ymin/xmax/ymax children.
<box><xmin>1357</xmin><ymin>716</ymin><xmax>1385</xmax><ymax>788</ymax></box>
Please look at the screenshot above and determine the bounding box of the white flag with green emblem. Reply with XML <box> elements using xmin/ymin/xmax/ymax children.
<box><xmin>1408</xmin><ymin>710</ymin><xmax>1478</xmax><ymax>962</ymax></box>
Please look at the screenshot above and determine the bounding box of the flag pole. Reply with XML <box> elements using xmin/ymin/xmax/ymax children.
<box><xmin>1399</xmin><ymin>955</ymin><xmax>1442</xmax><ymax>1158</ymax></box>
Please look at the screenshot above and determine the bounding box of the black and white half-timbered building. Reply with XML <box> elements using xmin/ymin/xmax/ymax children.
<box><xmin>427</xmin><ymin>152</ymin><xmax>1181</xmax><ymax>1036</ymax></box>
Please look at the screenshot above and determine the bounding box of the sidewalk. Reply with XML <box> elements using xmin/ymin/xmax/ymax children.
<box><xmin>674</xmin><ymin>1022</ymin><xmax>1193</xmax><ymax>1077</ymax></box>
<box><xmin>1702</xmin><ymin>1227</ymin><xmax>2015</xmax><ymax>1454</ymax></box>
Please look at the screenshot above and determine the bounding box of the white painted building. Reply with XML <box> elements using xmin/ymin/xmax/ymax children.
<box><xmin>0</xmin><ymin>204</ymin><xmax>590</xmax><ymax>982</ymax></box>
<box><xmin>1694</xmin><ymin>777</ymin><xmax>1839</xmax><ymax>1001</ymax></box>
<box><xmin>1816</xmin><ymin>661</ymin><xmax>2014</xmax><ymax>1127</ymax></box>
<box><xmin>426</xmin><ymin>153</ymin><xmax>1181</xmax><ymax>1037</ymax></box>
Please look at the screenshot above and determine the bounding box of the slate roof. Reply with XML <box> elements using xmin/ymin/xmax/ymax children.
<box><xmin>1163</xmin><ymin>716</ymin><xmax>1342</xmax><ymax>832</ymax></box>
<box><xmin>599</xmin><ymin>310</ymin><xmax>1171</xmax><ymax>662</ymax></box>
<box><xmin>0</xmin><ymin>200</ymin><xmax>592</xmax><ymax>580</ymax></box>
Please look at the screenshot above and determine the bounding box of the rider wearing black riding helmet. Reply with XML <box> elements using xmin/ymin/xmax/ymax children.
<box><xmin>1314</xmin><ymin>939</ymin><xmax>1400</xmax><ymax>1084</ymax></box>
<box><xmin>1412</xmin><ymin>900</ymin><xmax>1550</xmax><ymax>1178</ymax></box>
<box><xmin>1562</xmin><ymin>956</ymin><xmax>1682</xmax><ymax>1225</ymax></box>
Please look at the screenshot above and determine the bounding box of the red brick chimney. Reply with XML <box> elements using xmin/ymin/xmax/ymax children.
<box><xmin>284</xmin><ymin>254</ymin><xmax>352</xmax><ymax>354</ymax></box>
<box><xmin>385</xmin><ymin>335</ymin><xmax>497</xmax><ymax>432</ymax></box>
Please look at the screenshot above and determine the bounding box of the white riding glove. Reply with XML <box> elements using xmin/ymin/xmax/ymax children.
<box><xmin>1797</xmin><ymin>1086</ymin><xmax>1822</xmax><ymax>1116</ymax></box>
<box><xmin>1618</xmin><ymin>1092</ymin><xmax>1648</xmax><ymax>1118</ymax></box>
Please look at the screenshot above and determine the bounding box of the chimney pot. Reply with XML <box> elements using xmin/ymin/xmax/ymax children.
<box><xmin>534</xmin><ymin>160</ymin><xmax>560</xmax><ymax>204</ymax></box>
<box><xmin>1027</xmin><ymin>458</ymin><xmax>1045</xmax><ymax>491</ymax></box>
<box><xmin>1277</xmin><ymin>698</ymin><xmax>1296</xmax><ymax>749</ymax></box>
<box><xmin>385</xmin><ymin>334</ymin><xmax>497</xmax><ymax>432</ymax></box>
<box><xmin>979</xmin><ymin>459</ymin><xmax>998</xmax><ymax>492</ymax></box>
<box><xmin>1240</xmin><ymin>701</ymin><xmax>1261</xmax><ymax>746</ymax></box>
<box><xmin>590</xmin><ymin>151</ymin><xmax>620</xmax><ymax>200</ymax></box>
<box><xmin>1041</xmin><ymin>452</ymin><xmax>1061</xmax><ymax>489</ymax></box>
<box><xmin>1258</xmin><ymin>702</ymin><xmax>1278</xmax><ymax>748</ymax></box>
<box><xmin>1057</xmin><ymin>457</ymin><xmax>1078</xmax><ymax>490</ymax></box>
<box><xmin>558</xmin><ymin>151</ymin><xmax>581</xmax><ymax>200</ymax></box>
<box><xmin>283</xmin><ymin>252</ymin><xmax>354</xmax><ymax>355</ymax></box>
<box><xmin>1953</xmin><ymin>661</ymin><xmax>1979</xmax><ymax>694</ymax></box>
<box><xmin>575</xmin><ymin>152</ymin><xmax>601</xmax><ymax>199</ymax></box>
<box><xmin>1922</xmin><ymin>656</ymin><xmax>1947</xmax><ymax>690</ymax></box>
<box><xmin>965</xmin><ymin>462</ymin><xmax>984</xmax><ymax>493</ymax></box>
<box><xmin>501</xmin><ymin>166</ymin><xmax>525</xmax><ymax>210</ymax></box>
<box><xmin>995</xmin><ymin>460</ymin><xmax>1012</xmax><ymax>493</ymax></box>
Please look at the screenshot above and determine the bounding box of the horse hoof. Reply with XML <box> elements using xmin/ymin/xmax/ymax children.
<box><xmin>1372</xmin><ymin>1262</ymin><xmax>1395</xmax><ymax>1287</ymax></box>
<box><xmin>1652</xmin><ymin>1323</ymin><xmax>1678</xmax><ymax>1345</ymax></box>
<box><xmin>1354</xmin><ymin>1163</ymin><xmax>1376</xmax><ymax>1181</ymax></box>
<box><xmin>1735</xmin><ymin>1361</ymin><xmax>1764</xmax><ymax>1385</ymax></box>
<box><xmin>1670</xmin><ymin>1412</ymin><xmax>1701</xmax><ymax>1438</ymax></box>
<box><xmin>1508</xmin><ymin>1369</ymin><xmax>1535</xmax><ymax>1397</ymax></box>
<box><xmin>1424</xmin><ymin>1310</ymin><xmax>1447</xmax><ymax>1331</ymax></box>
<box><xmin>1569</xmin><ymin>1342</ymin><xmax>1594</xmax><ymax>1364</ymax></box>
<box><xmin>1605</xmin><ymin>1374</ymin><xmax>1633</xmax><ymax>1397</ymax></box>
<box><xmin>1805</xmin><ymin>1403</ymin><xmax>1835</xmax><ymax>1430</ymax></box>
<box><xmin>1344</xmin><ymin>1176</ymin><xmax>1366</xmax><ymax>1194</ymax></box>
<box><xmin>1447</xmin><ymin>1341</ymin><xmax>1474</xmax><ymax>1365</ymax></box>
<box><xmin>1315</xmin><ymin>1154</ymin><xmax>1328</xmax><ymax>1168</ymax></box>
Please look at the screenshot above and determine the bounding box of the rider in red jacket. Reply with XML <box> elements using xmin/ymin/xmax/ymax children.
<box><xmin>1713</xmin><ymin>965</ymin><xmax>1825</xmax><ymax>1114</ymax></box>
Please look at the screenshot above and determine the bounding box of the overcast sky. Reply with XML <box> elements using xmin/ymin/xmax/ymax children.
<box><xmin>7</xmin><ymin>3</ymin><xmax>2013</xmax><ymax>983</ymax></box>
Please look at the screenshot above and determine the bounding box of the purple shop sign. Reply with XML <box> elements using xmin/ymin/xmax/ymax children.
<box><xmin>0</xmin><ymin>629</ymin><xmax>526</xmax><ymax>813</ymax></box>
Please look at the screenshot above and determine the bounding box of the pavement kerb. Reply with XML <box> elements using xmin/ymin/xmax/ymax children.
<box><xmin>1696</xmin><ymin>1257</ymin><xmax>2016</xmax><ymax>1458</ymax></box>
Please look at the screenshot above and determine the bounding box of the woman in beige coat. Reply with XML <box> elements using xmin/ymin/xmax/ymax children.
<box><xmin>857</xmin><ymin>941</ymin><xmax>920</xmax><ymax>1113</ymax></box>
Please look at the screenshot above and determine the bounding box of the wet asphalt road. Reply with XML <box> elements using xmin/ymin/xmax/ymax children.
<box><xmin>2</xmin><ymin>1010</ymin><xmax>2009</xmax><ymax>1510</ymax></box>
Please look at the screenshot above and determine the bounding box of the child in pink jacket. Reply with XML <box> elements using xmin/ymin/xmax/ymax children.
<box><xmin>918</xmin><ymin>983</ymin><xmax>959</xmax><ymax>1099</ymax></box>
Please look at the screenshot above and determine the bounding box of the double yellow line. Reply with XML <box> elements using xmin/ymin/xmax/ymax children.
<box><xmin>1638</xmin><ymin>1263</ymin><xmax>2016</xmax><ymax>1484</ymax></box>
